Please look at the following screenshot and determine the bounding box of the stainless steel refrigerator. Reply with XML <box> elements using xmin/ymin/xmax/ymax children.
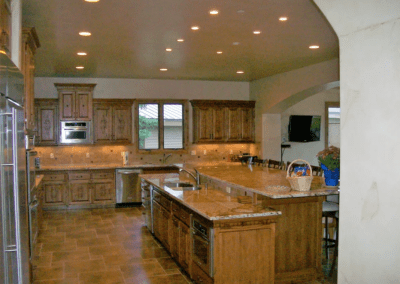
<box><xmin>0</xmin><ymin>54</ymin><xmax>30</xmax><ymax>283</ymax></box>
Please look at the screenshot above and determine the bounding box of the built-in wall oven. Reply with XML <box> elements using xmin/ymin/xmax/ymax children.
<box><xmin>192</xmin><ymin>216</ymin><xmax>214</xmax><ymax>277</ymax></box>
<box><xmin>60</xmin><ymin>121</ymin><xmax>91</xmax><ymax>144</ymax></box>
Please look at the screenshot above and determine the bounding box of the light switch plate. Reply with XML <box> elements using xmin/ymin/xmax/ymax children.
<box><xmin>203</xmin><ymin>150</ymin><xmax>207</xmax><ymax>155</ymax></box>
<box><xmin>50</xmin><ymin>153</ymin><xmax>54</xmax><ymax>159</ymax></box>
<box><xmin>191</xmin><ymin>150</ymin><xmax>196</xmax><ymax>155</ymax></box>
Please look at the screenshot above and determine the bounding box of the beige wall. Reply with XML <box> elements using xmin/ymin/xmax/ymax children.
<box><xmin>34</xmin><ymin>77</ymin><xmax>250</xmax><ymax>100</ymax></box>
<box><xmin>314</xmin><ymin>1</ymin><xmax>400</xmax><ymax>283</ymax></box>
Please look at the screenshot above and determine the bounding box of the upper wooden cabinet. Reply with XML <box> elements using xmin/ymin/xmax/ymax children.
<box><xmin>191</xmin><ymin>100</ymin><xmax>255</xmax><ymax>144</ymax></box>
<box><xmin>22</xmin><ymin>27</ymin><xmax>40</xmax><ymax>130</ymax></box>
<box><xmin>34</xmin><ymin>99</ymin><xmax>59</xmax><ymax>146</ymax></box>
<box><xmin>0</xmin><ymin>0</ymin><xmax>11</xmax><ymax>55</ymax></box>
<box><xmin>93</xmin><ymin>99</ymin><xmax>133</xmax><ymax>144</ymax></box>
<box><xmin>55</xmin><ymin>83</ymin><xmax>95</xmax><ymax>121</ymax></box>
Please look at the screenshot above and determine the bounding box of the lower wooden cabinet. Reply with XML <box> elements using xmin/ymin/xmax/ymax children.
<box><xmin>178</xmin><ymin>221</ymin><xmax>190</xmax><ymax>271</ymax></box>
<box><xmin>39</xmin><ymin>170</ymin><xmax>115</xmax><ymax>209</ymax></box>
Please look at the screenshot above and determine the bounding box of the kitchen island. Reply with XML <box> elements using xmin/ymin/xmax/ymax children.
<box><xmin>142</xmin><ymin>164</ymin><xmax>339</xmax><ymax>284</ymax></box>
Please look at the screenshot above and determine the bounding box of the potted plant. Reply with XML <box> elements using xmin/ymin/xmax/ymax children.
<box><xmin>316</xmin><ymin>146</ymin><xmax>340</xmax><ymax>186</ymax></box>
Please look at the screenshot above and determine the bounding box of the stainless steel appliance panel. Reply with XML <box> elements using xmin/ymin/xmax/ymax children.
<box><xmin>27</xmin><ymin>150</ymin><xmax>37</xmax><ymax>202</ymax></box>
<box><xmin>60</xmin><ymin>121</ymin><xmax>91</xmax><ymax>144</ymax></box>
<box><xmin>192</xmin><ymin>217</ymin><xmax>214</xmax><ymax>277</ymax></box>
<box><xmin>116</xmin><ymin>169</ymin><xmax>143</xmax><ymax>204</ymax></box>
<box><xmin>0</xmin><ymin>53</ymin><xmax>30</xmax><ymax>283</ymax></box>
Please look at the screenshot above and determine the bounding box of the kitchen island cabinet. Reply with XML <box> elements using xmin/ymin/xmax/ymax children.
<box><xmin>140</xmin><ymin>173</ymin><xmax>280</xmax><ymax>284</ymax></box>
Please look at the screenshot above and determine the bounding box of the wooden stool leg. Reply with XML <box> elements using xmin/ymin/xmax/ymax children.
<box><xmin>329</xmin><ymin>216</ymin><xmax>339</xmax><ymax>277</ymax></box>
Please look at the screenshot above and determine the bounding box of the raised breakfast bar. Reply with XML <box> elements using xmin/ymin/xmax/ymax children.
<box><xmin>141</xmin><ymin>164</ymin><xmax>339</xmax><ymax>284</ymax></box>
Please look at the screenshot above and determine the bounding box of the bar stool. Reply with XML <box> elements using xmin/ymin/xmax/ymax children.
<box><xmin>322</xmin><ymin>196</ymin><xmax>339</xmax><ymax>276</ymax></box>
<box><xmin>268</xmin><ymin>159</ymin><xmax>285</xmax><ymax>170</ymax></box>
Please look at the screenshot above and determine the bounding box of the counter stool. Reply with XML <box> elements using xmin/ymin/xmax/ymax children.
<box><xmin>311</xmin><ymin>165</ymin><xmax>323</xmax><ymax>177</ymax></box>
<box><xmin>322</xmin><ymin>200</ymin><xmax>339</xmax><ymax>260</ymax></box>
<box><xmin>254</xmin><ymin>158</ymin><xmax>267</xmax><ymax>167</ymax></box>
<box><xmin>268</xmin><ymin>159</ymin><xmax>284</xmax><ymax>170</ymax></box>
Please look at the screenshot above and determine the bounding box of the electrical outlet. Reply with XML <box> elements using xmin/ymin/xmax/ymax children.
<box><xmin>86</xmin><ymin>153</ymin><xmax>90</xmax><ymax>158</ymax></box>
<box><xmin>203</xmin><ymin>150</ymin><xmax>207</xmax><ymax>155</ymax></box>
<box><xmin>191</xmin><ymin>150</ymin><xmax>196</xmax><ymax>155</ymax></box>
<box><xmin>50</xmin><ymin>153</ymin><xmax>54</xmax><ymax>159</ymax></box>
<box><xmin>226</xmin><ymin>187</ymin><xmax>231</xmax><ymax>194</ymax></box>
<box><xmin>230</xmin><ymin>149</ymin><xmax>233</xmax><ymax>154</ymax></box>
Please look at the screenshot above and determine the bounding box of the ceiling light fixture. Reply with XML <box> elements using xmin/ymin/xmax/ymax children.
<box><xmin>177</xmin><ymin>39</ymin><xmax>184</xmax><ymax>42</ymax></box>
<box><xmin>253</xmin><ymin>30</ymin><xmax>261</xmax><ymax>35</ymax></box>
<box><xmin>237</xmin><ymin>71</ymin><xmax>244</xmax><ymax>74</ymax></box>
<box><xmin>209</xmin><ymin>10</ymin><xmax>219</xmax><ymax>15</ymax></box>
<box><xmin>160</xmin><ymin>68</ymin><xmax>168</xmax><ymax>71</ymax></box>
<box><xmin>309</xmin><ymin>45</ymin><xmax>320</xmax><ymax>49</ymax></box>
<box><xmin>166</xmin><ymin>48</ymin><xmax>172</xmax><ymax>52</ymax></box>
<box><xmin>191</xmin><ymin>26</ymin><xmax>200</xmax><ymax>31</ymax></box>
<box><xmin>85</xmin><ymin>0</ymin><xmax>99</xmax><ymax>2</ymax></box>
<box><xmin>79</xmin><ymin>31</ymin><xmax>91</xmax><ymax>36</ymax></box>
<box><xmin>77</xmin><ymin>52</ymin><xmax>87</xmax><ymax>56</ymax></box>
<box><xmin>232</xmin><ymin>42</ymin><xmax>240</xmax><ymax>45</ymax></box>
<box><xmin>0</xmin><ymin>50</ymin><xmax>6</xmax><ymax>55</ymax></box>
<box><xmin>237</xmin><ymin>10</ymin><xmax>245</xmax><ymax>14</ymax></box>
<box><xmin>76</xmin><ymin>66</ymin><xmax>84</xmax><ymax>69</ymax></box>
<box><xmin>279</xmin><ymin>17</ymin><xmax>288</xmax><ymax>21</ymax></box>
<box><xmin>217</xmin><ymin>51</ymin><xmax>223</xmax><ymax>54</ymax></box>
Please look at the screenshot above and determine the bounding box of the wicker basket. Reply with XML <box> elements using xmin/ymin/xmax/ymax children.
<box><xmin>286</xmin><ymin>159</ymin><xmax>314</xmax><ymax>192</ymax></box>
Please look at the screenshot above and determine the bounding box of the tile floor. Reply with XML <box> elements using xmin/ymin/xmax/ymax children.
<box><xmin>32</xmin><ymin>207</ymin><xmax>337</xmax><ymax>284</ymax></box>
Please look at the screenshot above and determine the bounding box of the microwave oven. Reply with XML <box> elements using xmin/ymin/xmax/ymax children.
<box><xmin>60</xmin><ymin>121</ymin><xmax>92</xmax><ymax>144</ymax></box>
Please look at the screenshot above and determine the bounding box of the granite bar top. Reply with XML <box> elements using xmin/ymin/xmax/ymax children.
<box><xmin>35</xmin><ymin>163</ymin><xmax>182</xmax><ymax>171</ymax></box>
<box><xmin>194</xmin><ymin>164</ymin><xmax>339</xmax><ymax>199</ymax></box>
<box><xmin>140</xmin><ymin>173</ymin><xmax>281</xmax><ymax>221</ymax></box>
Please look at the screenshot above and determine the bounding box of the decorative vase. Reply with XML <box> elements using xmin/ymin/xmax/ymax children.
<box><xmin>321</xmin><ymin>164</ymin><xmax>340</xmax><ymax>186</ymax></box>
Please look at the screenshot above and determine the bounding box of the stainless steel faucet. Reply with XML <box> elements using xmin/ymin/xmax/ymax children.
<box><xmin>162</xmin><ymin>153</ymin><xmax>172</xmax><ymax>164</ymax></box>
<box><xmin>179</xmin><ymin>168</ymin><xmax>200</xmax><ymax>186</ymax></box>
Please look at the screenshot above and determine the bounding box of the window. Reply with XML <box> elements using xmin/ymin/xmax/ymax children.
<box><xmin>136</xmin><ymin>100</ymin><xmax>187</xmax><ymax>151</ymax></box>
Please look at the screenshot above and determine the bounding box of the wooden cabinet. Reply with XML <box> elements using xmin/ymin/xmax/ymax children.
<box><xmin>35</xmin><ymin>99</ymin><xmax>59</xmax><ymax>146</ymax></box>
<box><xmin>55</xmin><ymin>83</ymin><xmax>95</xmax><ymax>121</ymax></box>
<box><xmin>91</xmin><ymin>171</ymin><xmax>115</xmax><ymax>204</ymax></box>
<box><xmin>152</xmin><ymin>189</ymin><xmax>171</xmax><ymax>250</ymax></box>
<box><xmin>191</xmin><ymin>100</ymin><xmax>255</xmax><ymax>144</ymax></box>
<box><xmin>41</xmin><ymin>173</ymin><xmax>67</xmax><ymax>208</ymax></box>
<box><xmin>68</xmin><ymin>172</ymin><xmax>91</xmax><ymax>205</ymax></box>
<box><xmin>21</xmin><ymin>27</ymin><xmax>40</xmax><ymax>130</ymax></box>
<box><xmin>178</xmin><ymin>221</ymin><xmax>190</xmax><ymax>271</ymax></box>
<box><xmin>0</xmin><ymin>0</ymin><xmax>11</xmax><ymax>55</ymax></box>
<box><xmin>93</xmin><ymin>99</ymin><xmax>133</xmax><ymax>144</ymax></box>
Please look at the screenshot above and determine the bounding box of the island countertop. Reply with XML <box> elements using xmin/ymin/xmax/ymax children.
<box><xmin>140</xmin><ymin>173</ymin><xmax>281</xmax><ymax>221</ymax></box>
<box><xmin>193</xmin><ymin>164</ymin><xmax>339</xmax><ymax>199</ymax></box>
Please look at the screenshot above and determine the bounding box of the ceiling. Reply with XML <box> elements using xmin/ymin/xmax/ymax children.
<box><xmin>22</xmin><ymin>0</ymin><xmax>338</xmax><ymax>82</ymax></box>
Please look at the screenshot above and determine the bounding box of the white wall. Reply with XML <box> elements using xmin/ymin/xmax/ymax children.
<box><xmin>314</xmin><ymin>1</ymin><xmax>400</xmax><ymax>283</ymax></box>
<box><xmin>281</xmin><ymin>88</ymin><xmax>339</xmax><ymax>166</ymax></box>
<box><xmin>34</xmin><ymin>77</ymin><xmax>250</xmax><ymax>100</ymax></box>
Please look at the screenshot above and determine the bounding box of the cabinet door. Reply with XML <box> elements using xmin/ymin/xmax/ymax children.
<box><xmin>241</xmin><ymin>107</ymin><xmax>255</xmax><ymax>142</ymax></box>
<box><xmin>160</xmin><ymin>205</ymin><xmax>170</xmax><ymax>251</ymax></box>
<box><xmin>93</xmin><ymin>104</ymin><xmax>112</xmax><ymax>143</ymax></box>
<box><xmin>226</xmin><ymin>106</ymin><xmax>242</xmax><ymax>142</ymax></box>
<box><xmin>178</xmin><ymin>221</ymin><xmax>190</xmax><ymax>271</ymax></box>
<box><xmin>35</xmin><ymin>100</ymin><xmax>58</xmax><ymax>146</ymax></box>
<box><xmin>75</xmin><ymin>91</ymin><xmax>92</xmax><ymax>120</ymax></box>
<box><xmin>193</xmin><ymin>107</ymin><xmax>214</xmax><ymax>143</ymax></box>
<box><xmin>112</xmin><ymin>104</ymin><xmax>132</xmax><ymax>143</ymax></box>
<box><xmin>153</xmin><ymin>201</ymin><xmax>162</xmax><ymax>241</ymax></box>
<box><xmin>170</xmin><ymin>217</ymin><xmax>179</xmax><ymax>260</ymax></box>
<box><xmin>69</xmin><ymin>180</ymin><xmax>91</xmax><ymax>204</ymax></box>
<box><xmin>92</xmin><ymin>180</ymin><xmax>115</xmax><ymax>204</ymax></box>
<box><xmin>213</xmin><ymin>107</ymin><xmax>226</xmax><ymax>142</ymax></box>
<box><xmin>59</xmin><ymin>91</ymin><xmax>75</xmax><ymax>120</ymax></box>
<box><xmin>42</xmin><ymin>182</ymin><xmax>66</xmax><ymax>206</ymax></box>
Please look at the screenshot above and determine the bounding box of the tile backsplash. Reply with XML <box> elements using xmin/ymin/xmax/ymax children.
<box><xmin>36</xmin><ymin>143</ymin><xmax>260</xmax><ymax>167</ymax></box>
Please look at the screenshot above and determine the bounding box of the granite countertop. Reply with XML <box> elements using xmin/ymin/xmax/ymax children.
<box><xmin>36</xmin><ymin>163</ymin><xmax>182</xmax><ymax>171</ymax></box>
<box><xmin>140</xmin><ymin>173</ymin><xmax>281</xmax><ymax>221</ymax></box>
<box><xmin>194</xmin><ymin>164</ymin><xmax>339</xmax><ymax>199</ymax></box>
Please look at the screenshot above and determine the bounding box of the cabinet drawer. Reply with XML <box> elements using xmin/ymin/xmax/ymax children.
<box><xmin>91</xmin><ymin>172</ymin><xmax>114</xmax><ymax>179</ymax></box>
<box><xmin>179</xmin><ymin>207</ymin><xmax>191</xmax><ymax>226</ymax></box>
<box><xmin>172</xmin><ymin>202</ymin><xmax>180</xmax><ymax>216</ymax></box>
<box><xmin>153</xmin><ymin>190</ymin><xmax>162</xmax><ymax>204</ymax></box>
<box><xmin>192</xmin><ymin>262</ymin><xmax>214</xmax><ymax>284</ymax></box>
<box><xmin>43</xmin><ymin>174</ymin><xmax>65</xmax><ymax>181</ymax></box>
<box><xmin>69</xmin><ymin>172</ymin><xmax>91</xmax><ymax>180</ymax></box>
<box><xmin>160</xmin><ymin>195</ymin><xmax>171</xmax><ymax>212</ymax></box>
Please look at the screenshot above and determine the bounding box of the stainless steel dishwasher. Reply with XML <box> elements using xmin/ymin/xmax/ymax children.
<box><xmin>115</xmin><ymin>168</ymin><xmax>143</xmax><ymax>205</ymax></box>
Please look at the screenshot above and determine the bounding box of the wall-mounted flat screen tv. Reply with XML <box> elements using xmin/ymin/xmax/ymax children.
<box><xmin>288</xmin><ymin>115</ymin><xmax>321</xmax><ymax>142</ymax></box>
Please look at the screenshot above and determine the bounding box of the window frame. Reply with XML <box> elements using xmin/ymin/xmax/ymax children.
<box><xmin>134</xmin><ymin>99</ymin><xmax>189</xmax><ymax>154</ymax></box>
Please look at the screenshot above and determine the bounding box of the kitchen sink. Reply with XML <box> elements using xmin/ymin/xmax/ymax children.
<box><xmin>163</xmin><ymin>182</ymin><xmax>201</xmax><ymax>191</ymax></box>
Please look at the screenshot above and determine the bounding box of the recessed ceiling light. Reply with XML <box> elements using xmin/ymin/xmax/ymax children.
<box><xmin>166</xmin><ymin>48</ymin><xmax>172</xmax><ymax>52</ymax></box>
<box><xmin>209</xmin><ymin>10</ymin><xmax>219</xmax><ymax>15</ymax></box>
<box><xmin>0</xmin><ymin>50</ymin><xmax>6</xmax><ymax>55</ymax></box>
<box><xmin>253</xmin><ymin>30</ymin><xmax>261</xmax><ymax>35</ymax></box>
<box><xmin>191</xmin><ymin>26</ymin><xmax>200</xmax><ymax>31</ymax></box>
<box><xmin>309</xmin><ymin>45</ymin><xmax>320</xmax><ymax>49</ymax></box>
<box><xmin>79</xmin><ymin>31</ymin><xmax>91</xmax><ymax>36</ymax></box>
<box><xmin>77</xmin><ymin>52</ymin><xmax>87</xmax><ymax>56</ymax></box>
<box><xmin>237</xmin><ymin>71</ymin><xmax>244</xmax><ymax>74</ymax></box>
<box><xmin>76</xmin><ymin>66</ymin><xmax>84</xmax><ymax>69</ymax></box>
<box><xmin>85</xmin><ymin>0</ymin><xmax>99</xmax><ymax>2</ymax></box>
<box><xmin>232</xmin><ymin>42</ymin><xmax>240</xmax><ymax>45</ymax></box>
<box><xmin>237</xmin><ymin>10</ymin><xmax>245</xmax><ymax>14</ymax></box>
<box><xmin>160</xmin><ymin>68</ymin><xmax>168</xmax><ymax>71</ymax></box>
<box><xmin>279</xmin><ymin>17</ymin><xmax>288</xmax><ymax>21</ymax></box>
<box><xmin>177</xmin><ymin>39</ymin><xmax>184</xmax><ymax>42</ymax></box>
<box><xmin>217</xmin><ymin>51</ymin><xmax>223</xmax><ymax>54</ymax></box>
